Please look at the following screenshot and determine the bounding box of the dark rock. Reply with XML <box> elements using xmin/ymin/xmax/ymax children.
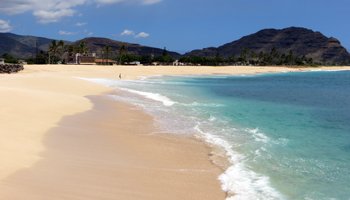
<box><xmin>0</xmin><ymin>64</ymin><xmax>24</xmax><ymax>74</ymax></box>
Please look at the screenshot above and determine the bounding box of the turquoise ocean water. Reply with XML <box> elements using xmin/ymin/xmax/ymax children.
<box><xmin>87</xmin><ymin>70</ymin><xmax>350</xmax><ymax>200</ymax></box>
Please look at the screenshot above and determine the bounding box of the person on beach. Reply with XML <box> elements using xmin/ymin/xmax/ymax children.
<box><xmin>119</xmin><ymin>73</ymin><xmax>122</xmax><ymax>79</ymax></box>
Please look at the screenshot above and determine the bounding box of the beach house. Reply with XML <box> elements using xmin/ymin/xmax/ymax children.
<box><xmin>0</xmin><ymin>58</ymin><xmax>5</xmax><ymax>65</ymax></box>
<box><xmin>75</xmin><ymin>53</ymin><xmax>96</xmax><ymax>65</ymax></box>
<box><xmin>95</xmin><ymin>58</ymin><xmax>117</xmax><ymax>65</ymax></box>
<box><xmin>18</xmin><ymin>60</ymin><xmax>28</xmax><ymax>65</ymax></box>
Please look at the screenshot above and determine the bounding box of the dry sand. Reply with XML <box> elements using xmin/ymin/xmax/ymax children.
<box><xmin>1</xmin><ymin>64</ymin><xmax>349</xmax><ymax>199</ymax></box>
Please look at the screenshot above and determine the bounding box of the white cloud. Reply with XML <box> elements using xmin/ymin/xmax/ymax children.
<box><xmin>34</xmin><ymin>9</ymin><xmax>76</xmax><ymax>24</ymax></box>
<box><xmin>95</xmin><ymin>0</ymin><xmax>161</xmax><ymax>5</ymax></box>
<box><xmin>135</xmin><ymin>32</ymin><xmax>150</xmax><ymax>38</ymax></box>
<box><xmin>59</xmin><ymin>30</ymin><xmax>76</xmax><ymax>35</ymax></box>
<box><xmin>76</xmin><ymin>22</ymin><xmax>87</xmax><ymax>26</ymax></box>
<box><xmin>0</xmin><ymin>0</ymin><xmax>162</xmax><ymax>24</ymax></box>
<box><xmin>141</xmin><ymin>0</ymin><xmax>162</xmax><ymax>5</ymax></box>
<box><xmin>120</xmin><ymin>29</ymin><xmax>150</xmax><ymax>38</ymax></box>
<box><xmin>0</xmin><ymin>0</ymin><xmax>87</xmax><ymax>24</ymax></box>
<box><xmin>83</xmin><ymin>29</ymin><xmax>93</xmax><ymax>36</ymax></box>
<box><xmin>95</xmin><ymin>0</ymin><xmax>124</xmax><ymax>4</ymax></box>
<box><xmin>0</xmin><ymin>19</ymin><xmax>12</xmax><ymax>32</ymax></box>
<box><xmin>121</xmin><ymin>29</ymin><xmax>135</xmax><ymax>36</ymax></box>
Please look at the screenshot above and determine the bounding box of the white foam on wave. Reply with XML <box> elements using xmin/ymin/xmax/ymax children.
<box><xmin>184</xmin><ymin>101</ymin><xmax>225</xmax><ymax>107</ymax></box>
<box><xmin>77</xmin><ymin>77</ymin><xmax>177</xmax><ymax>107</ymax></box>
<box><xmin>79</xmin><ymin>76</ymin><xmax>284</xmax><ymax>199</ymax></box>
<box><xmin>195</xmin><ymin>125</ymin><xmax>284</xmax><ymax>200</ymax></box>
<box><xmin>119</xmin><ymin>88</ymin><xmax>177</xmax><ymax>107</ymax></box>
<box><xmin>77</xmin><ymin>77</ymin><xmax>120</xmax><ymax>87</ymax></box>
<box><xmin>245</xmin><ymin>128</ymin><xmax>270</xmax><ymax>144</ymax></box>
<box><xmin>209</xmin><ymin>116</ymin><xmax>217</xmax><ymax>122</ymax></box>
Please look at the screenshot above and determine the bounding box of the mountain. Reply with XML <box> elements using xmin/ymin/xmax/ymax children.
<box><xmin>0</xmin><ymin>33</ymin><xmax>56</xmax><ymax>58</ymax></box>
<box><xmin>0</xmin><ymin>33</ymin><xmax>180</xmax><ymax>59</ymax></box>
<box><xmin>75</xmin><ymin>37</ymin><xmax>181</xmax><ymax>58</ymax></box>
<box><xmin>1</xmin><ymin>27</ymin><xmax>350</xmax><ymax>65</ymax></box>
<box><xmin>186</xmin><ymin>27</ymin><xmax>350</xmax><ymax>65</ymax></box>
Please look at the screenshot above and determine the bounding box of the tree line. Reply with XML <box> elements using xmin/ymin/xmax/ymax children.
<box><xmin>2</xmin><ymin>42</ymin><xmax>318</xmax><ymax>66</ymax></box>
<box><xmin>180</xmin><ymin>48</ymin><xmax>316</xmax><ymax>66</ymax></box>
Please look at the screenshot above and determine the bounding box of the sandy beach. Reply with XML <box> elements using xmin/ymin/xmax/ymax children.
<box><xmin>1</xmin><ymin>65</ymin><xmax>350</xmax><ymax>199</ymax></box>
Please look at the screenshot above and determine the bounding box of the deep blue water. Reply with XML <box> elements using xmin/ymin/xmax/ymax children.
<box><xmin>90</xmin><ymin>70</ymin><xmax>350</xmax><ymax>200</ymax></box>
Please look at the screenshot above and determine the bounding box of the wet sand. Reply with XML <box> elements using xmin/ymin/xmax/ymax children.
<box><xmin>0</xmin><ymin>94</ymin><xmax>225</xmax><ymax>199</ymax></box>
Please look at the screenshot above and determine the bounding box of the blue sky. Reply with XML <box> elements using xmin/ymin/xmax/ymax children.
<box><xmin>0</xmin><ymin>0</ymin><xmax>349</xmax><ymax>53</ymax></box>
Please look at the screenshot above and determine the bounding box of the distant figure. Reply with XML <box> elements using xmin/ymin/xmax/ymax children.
<box><xmin>119</xmin><ymin>73</ymin><xmax>122</xmax><ymax>79</ymax></box>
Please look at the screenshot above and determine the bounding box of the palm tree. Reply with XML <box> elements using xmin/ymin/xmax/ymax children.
<box><xmin>118</xmin><ymin>44</ymin><xmax>127</xmax><ymax>65</ymax></box>
<box><xmin>57</xmin><ymin>40</ymin><xmax>65</xmax><ymax>63</ymax></box>
<box><xmin>104</xmin><ymin>45</ymin><xmax>111</xmax><ymax>65</ymax></box>
<box><xmin>48</xmin><ymin>40</ymin><xmax>58</xmax><ymax>64</ymax></box>
<box><xmin>48</xmin><ymin>40</ymin><xmax>66</xmax><ymax>64</ymax></box>
<box><xmin>78</xmin><ymin>41</ymin><xmax>88</xmax><ymax>55</ymax></box>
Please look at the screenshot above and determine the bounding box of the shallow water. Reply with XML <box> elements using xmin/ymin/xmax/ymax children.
<box><xmin>86</xmin><ymin>70</ymin><xmax>350</xmax><ymax>200</ymax></box>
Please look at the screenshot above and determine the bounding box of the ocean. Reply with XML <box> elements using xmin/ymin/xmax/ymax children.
<box><xmin>86</xmin><ymin>70</ymin><xmax>350</xmax><ymax>200</ymax></box>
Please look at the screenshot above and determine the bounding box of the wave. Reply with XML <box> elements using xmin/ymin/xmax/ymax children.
<box><xmin>209</xmin><ymin>115</ymin><xmax>217</xmax><ymax>122</ymax></box>
<box><xmin>177</xmin><ymin>101</ymin><xmax>225</xmax><ymax>108</ymax></box>
<box><xmin>77</xmin><ymin>77</ymin><xmax>120</xmax><ymax>87</ymax></box>
<box><xmin>245</xmin><ymin>128</ymin><xmax>270</xmax><ymax>144</ymax></box>
<box><xmin>119</xmin><ymin>88</ymin><xmax>177</xmax><ymax>107</ymax></box>
<box><xmin>79</xmin><ymin>76</ymin><xmax>284</xmax><ymax>199</ymax></box>
<box><xmin>77</xmin><ymin>77</ymin><xmax>177</xmax><ymax>107</ymax></box>
<box><xmin>187</xmin><ymin>101</ymin><xmax>225</xmax><ymax>107</ymax></box>
<box><xmin>194</xmin><ymin>125</ymin><xmax>284</xmax><ymax>200</ymax></box>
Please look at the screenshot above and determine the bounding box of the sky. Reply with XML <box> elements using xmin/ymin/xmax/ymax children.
<box><xmin>0</xmin><ymin>0</ymin><xmax>349</xmax><ymax>53</ymax></box>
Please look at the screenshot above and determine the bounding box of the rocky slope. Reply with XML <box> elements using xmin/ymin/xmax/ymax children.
<box><xmin>0</xmin><ymin>33</ymin><xmax>55</xmax><ymax>58</ymax></box>
<box><xmin>75</xmin><ymin>37</ymin><xmax>181</xmax><ymax>58</ymax></box>
<box><xmin>186</xmin><ymin>27</ymin><xmax>350</xmax><ymax>65</ymax></box>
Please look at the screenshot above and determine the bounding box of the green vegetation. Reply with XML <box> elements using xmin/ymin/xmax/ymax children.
<box><xmin>4</xmin><ymin>43</ymin><xmax>319</xmax><ymax>66</ymax></box>
<box><xmin>48</xmin><ymin>40</ymin><xmax>65</xmax><ymax>64</ymax></box>
<box><xmin>26</xmin><ymin>50</ymin><xmax>48</xmax><ymax>64</ymax></box>
<box><xmin>180</xmin><ymin>48</ymin><xmax>316</xmax><ymax>66</ymax></box>
<box><xmin>1</xmin><ymin>53</ymin><xmax>18</xmax><ymax>64</ymax></box>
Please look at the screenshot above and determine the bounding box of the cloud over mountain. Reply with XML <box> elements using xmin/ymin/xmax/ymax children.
<box><xmin>136</xmin><ymin>32</ymin><xmax>150</xmax><ymax>38</ymax></box>
<box><xmin>0</xmin><ymin>20</ymin><xmax>12</xmax><ymax>32</ymax></box>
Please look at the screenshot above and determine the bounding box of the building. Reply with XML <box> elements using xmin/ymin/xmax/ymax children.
<box><xmin>173</xmin><ymin>60</ymin><xmax>185</xmax><ymax>66</ymax></box>
<box><xmin>78</xmin><ymin>56</ymin><xmax>96</xmax><ymax>65</ymax></box>
<box><xmin>95</xmin><ymin>59</ymin><xmax>117</xmax><ymax>65</ymax></box>
<box><xmin>127</xmin><ymin>61</ymin><xmax>141</xmax><ymax>66</ymax></box>
<box><xmin>0</xmin><ymin>58</ymin><xmax>4</xmax><ymax>65</ymax></box>
<box><xmin>18</xmin><ymin>60</ymin><xmax>28</xmax><ymax>65</ymax></box>
<box><xmin>63</xmin><ymin>53</ymin><xmax>96</xmax><ymax>65</ymax></box>
<box><xmin>151</xmin><ymin>62</ymin><xmax>160</xmax><ymax>66</ymax></box>
<box><xmin>76</xmin><ymin>53</ymin><xmax>96</xmax><ymax>65</ymax></box>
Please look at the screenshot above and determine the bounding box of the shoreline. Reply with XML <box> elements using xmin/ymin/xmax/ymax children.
<box><xmin>1</xmin><ymin>65</ymin><xmax>350</xmax><ymax>199</ymax></box>
<box><xmin>1</xmin><ymin>94</ymin><xmax>225</xmax><ymax>199</ymax></box>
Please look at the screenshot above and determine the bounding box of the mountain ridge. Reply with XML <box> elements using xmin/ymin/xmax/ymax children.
<box><xmin>0</xmin><ymin>33</ymin><xmax>180</xmax><ymax>59</ymax></box>
<box><xmin>185</xmin><ymin>27</ymin><xmax>350</xmax><ymax>65</ymax></box>
<box><xmin>75</xmin><ymin>37</ymin><xmax>180</xmax><ymax>58</ymax></box>
<box><xmin>1</xmin><ymin>27</ymin><xmax>350</xmax><ymax>65</ymax></box>
<box><xmin>0</xmin><ymin>33</ymin><xmax>64</xmax><ymax>58</ymax></box>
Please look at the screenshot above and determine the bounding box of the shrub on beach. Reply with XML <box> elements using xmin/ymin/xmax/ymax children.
<box><xmin>0</xmin><ymin>64</ymin><xmax>24</xmax><ymax>74</ymax></box>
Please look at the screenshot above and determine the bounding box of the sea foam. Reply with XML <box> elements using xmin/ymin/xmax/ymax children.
<box><xmin>79</xmin><ymin>76</ymin><xmax>285</xmax><ymax>200</ymax></box>
<box><xmin>77</xmin><ymin>77</ymin><xmax>177</xmax><ymax>107</ymax></box>
<box><xmin>245</xmin><ymin>128</ymin><xmax>270</xmax><ymax>144</ymax></box>
<box><xmin>118</xmin><ymin>88</ymin><xmax>177</xmax><ymax>106</ymax></box>
<box><xmin>194</xmin><ymin>125</ymin><xmax>284</xmax><ymax>200</ymax></box>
